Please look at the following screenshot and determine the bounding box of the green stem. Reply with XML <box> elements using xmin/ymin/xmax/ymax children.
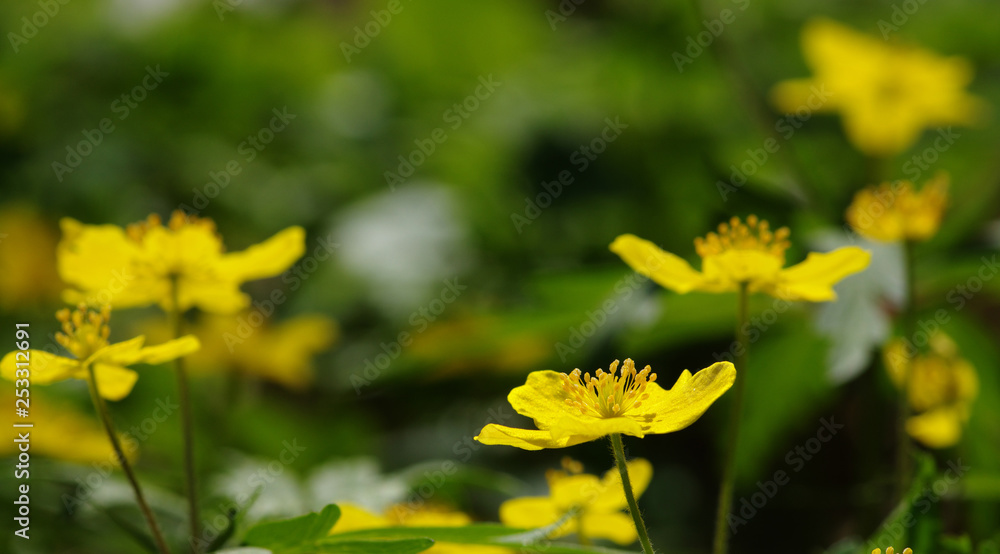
<box><xmin>169</xmin><ymin>279</ymin><xmax>200</xmax><ymax>552</ymax></box>
<box><xmin>896</xmin><ymin>241</ymin><xmax>917</xmax><ymax>501</ymax></box>
<box><xmin>712</xmin><ymin>282</ymin><xmax>750</xmax><ymax>554</ymax></box>
<box><xmin>609</xmin><ymin>434</ymin><xmax>654</xmax><ymax>554</ymax></box>
<box><xmin>85</xmin><ymin>365</ymin><xmax>172</xmax><ymax>554</ymax></box>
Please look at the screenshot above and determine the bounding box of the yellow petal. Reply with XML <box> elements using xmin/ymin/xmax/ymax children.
<box><xmin>330</xmin><ymin>503</ymin><xmax>391</xmax><ymax>534</ymax></box>
<box><xmin>549</xmin><ymin>474</ymin><xmax>603</xmax><ymax>511</ymax></box>
<box><xmin>90</xmin><ymin>336</ymin><xmax>146</xmax><ymax>366</ymax></box>
<box><xmin>507</xmin><ymin>371</ymin><xmax>592</xmax><ymax>432</ymax></box>
<box><xmin>216</xmin><ymin>226</ymin><xmax>306</xmax><ymax>282</ymax></box>
<box><xmin>580</xmin><ymin>511</ymin><xmax>638</xmax><ymax>545</ymax></box>
<box><xmin>641</xmin><ymin>362</ymin><xmax>736</xmax><ymax>434</ymax></box>
<box><xmin>57</xmin><ymin>218</ymin><xmax>162</xmax><ymax>308</ymax></box>
<box><xmin>548</xmin><ymin>415</ymin><xmax>645</xmax><ymax>442</ymax></box>
<box><xmin>132</xmin><ymin>336</ymin><xmax>201</xmax><ymax>365</ymax></box>
<box><xmin>771</xmin><ymin>246</ymin><xmax>871</xmax><ymax>301</ymax></box>
<box><xmin>907</xmin><ymin>407</ymin><xmax>964</xmax><ymax>448</ymax></box>
<box><xmin>609</xmin><ymin>234</ymin><xmax>704</xmax><ymax>294</ymax></box>
<box><xmin>176</xmin><ymin>279</ymin><xmax>251</xmax><ymax>314</ymax></box>
<box><xmin>1</xmin><ymin>350</ymin><xmax>81</xmax><ymax>385</ymax></box>
<box><xmin>88</xmin><ymin>363</ymin><xmax>140</xmax><ymax>401</ymax></box>
<box><xmin>474</xmin><ymin>424</ymin><xmax>584</xmax><ymax>451</ymax></box>
<box><xmin>591</xmin><ymin>458</ymin><xmax>652</xmax><ymax>512</ymax></box>
<box><xmin>498</xmin><ymin>496</ymin><xmax>563</xmax><ymax>534</ymax></box>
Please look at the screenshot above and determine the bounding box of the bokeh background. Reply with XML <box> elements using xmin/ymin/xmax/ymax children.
<box><xmin>1</xmin><ymin>0</ymin><xmax>999</xmax><ymax>552</ymax></box>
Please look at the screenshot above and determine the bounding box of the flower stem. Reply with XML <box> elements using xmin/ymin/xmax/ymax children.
<box><xmin>609</xmin><ymin>433</ymin><xmax>654</xmax><ymax>554</ymax></box>
<box><xmin>896</xmin><ymin>241</ymin><xmax>917</xmax><ymax>501</ymax></box>
<box><xmin>85</xmin><ymin>365</ymin><xmax>172</xmax><ymax>554</ymax></box>
<box><xmin>712</xmin><ymin>282</ymin><xmax>750</xmax><ymax>554</ymax></box>
<box><xmin>168</xmin><ymin>279</ymin><xmax>200</xmax><ymax>552</ymax></box>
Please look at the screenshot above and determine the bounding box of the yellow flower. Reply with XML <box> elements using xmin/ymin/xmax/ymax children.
<box><xmin>0</xmin><ymin>388</ymin><xmax>132</xmax><ymax>465</ymax></box>
<box><xmin>57</xmin><ymin>210</ymin><xmax>305</xmax><ymax>314</ymax></box>
<box><xmin>873</xmin><ymin>548</ymin><xmax>912</xmax><ymax>554</ymax></box>
<box><xmin>145</xmin><ymin>313</ymin><xmax>337</xmax><ymax>390</ymax></box>
<box><xmin>884</xmin><ymin>333</ymin><xmax>977</xmax><ymax>448</ymax></box>
<box><xmin>610</xmin><ymin>216</ymin><xmax>870</xmax><ymax>302</ymax></box>
<box><xmin>475</xmin><ymin>358</ymin><xmax>735</xmax><ymax>450</ymax></box>
<box><xmin>771</xmin><ymin>18</ymin><xmax>983</xmax><ymax>156</ymax></box>
<box><xmin>846</xmin><ymin>173</ymin><xmax>949</xmax><ymax>242</ymax></box>
<box><xmin>0</xmin><ymin>205</ymin><xmax>64</xmax><ymax>309</ymax></box>
<box><xmin>500</xmin><ymin>458</ymin><xmax>652</xmax><ymax>545</ymax></box>
<box><xmin>0</xmin><ymin>305</ymin><xmax>199</xmax><ymax>400</ymax></box>
<box><xmin>331</xmin><ymin>503</ymin><xmax>509</xmax><ymax>554</ymax></box>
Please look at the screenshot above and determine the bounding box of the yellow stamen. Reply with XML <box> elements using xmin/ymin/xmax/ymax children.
<box><xmin>560</xmin><ymin>359</ymin><xmax>656</xmax><ymax>418</ymax></box>
<box><xmin>126</xmin><ymin>210</ymin><xmax>218</xmax><ymax>242</ymax></box>
<box><xmin>55</xmin><ymin>303</ymin><xmax>112</xmax><ymax>360</ymax></box>
<box><xmin>693</xmin><ymin>215</ymin><xmax>790</xmax><ymax>261</ymax></box>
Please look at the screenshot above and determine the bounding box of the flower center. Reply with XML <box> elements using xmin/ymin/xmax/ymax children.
<box><xmin>55</xmin><ymin>304</ymin><xmax>111</xmax><ymax>360</ymax></box>
<box><xmin>560</xmin><ymin>359</ymin><xmax>656</xmax><ymax>418</ymax></box>
<box><xmin>693</xmin><ymin>215</ymin><xmax>790</xmax><ymax>262</ymax></box>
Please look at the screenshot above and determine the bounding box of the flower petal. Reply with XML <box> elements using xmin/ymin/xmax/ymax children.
<box><xmin>548</xmin><ymin>415</ymin><xmax>645</xmax><ymax>442</ymax></box>
<box><xmin>907</xmin><ymin>407</ymin><xmax>964</xmax><ymax>448</ymax></box>
<box><xmin>176</xmin><ymin>278</ymin><xmax>251</xmax><ymax>314</ymax></box>
<box><xmin>106</xmin><ymin>336</ymin><xmax>200</xmax><ymax>366</ymax></box>
<box><xmin>590</xmin><ymin>458</ymin><xmax>652</xmax><ymax>512</ymax></box>
<box><xmin>772</xmin><ymin>246</ymin><xmax>871</xmax><ymax>301</ymax></box>
<box><xmin>474</xmin><ymin>424</ymin><xmax>585</xmax><ymax>451</ymax></box>
<box><xmin>88</xmin><ymin>363</ymin><xmax>140</xmax><ymax>401</ymax></box>
<box><xmin>580</xmin><ymin>511</ymin><xmax>638</xmax><ymax>545</ymax></box>
<box><xmin>330</xmin><ymin>503</ymin><xmax>390</xmax><ymax>534</ymax></box>
<box><xmin>498</xmin><ymin>496</ymin><xmax>563</xmax><ymax>534</ymax></box>
<box><xmin>640</xmin><ymin>362</ymin><xmax>736</xmax><ymax>434</ymax></box>
<box><xmin>609</xmin><ymin>234</ymin><xmax>704</xmax><ymax>294</ymax></box>
<box><xmin>216</xmin><ymin>226</ymin><xmax>306</xmax><ymax>283</ymax></box>
<box><xmin>1</xmin><ymin>350</ymin><xmax>80</xmax><ymax>385</ymax></box>
<box><xmin>507</xmin><ymin>371</ymin><xmax>590</xmax><ymax>431</ymax></box>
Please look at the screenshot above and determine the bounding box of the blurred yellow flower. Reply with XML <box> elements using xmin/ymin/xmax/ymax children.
<box><xmin>873</xmin><ymin>548</ymin><xmax>912</xmax><ymax>554</ymax></box>
<box><xmin>475</xmin><ymin>359</ymin><xmax>735</xmax><ymax>450</ymax></box>
<box><xmin>0</xmin><ymin>206</ymin><xmax>63</xmax><ymax>309</ymax></box>
<box><xmin>884</xmin><ymin>332</ymin><xmax>977</xmax><ymax>448</ymax></box>
<box><xmin>500</xmin><ymin>458</ymin><xmax>652</xmax><ymax>545</ymax></box>
<box><xmin>332</xmin><ymin>503</ymin><xmax>509</xmax><ymax>553</ymax></box>
<box><xmin>0</xmin><ymin>305</ymin><xmax>199</xmax><ymax>400</ymax></box>
<box><xmin>771</xmin><ymin>18</ymin><xmax>983</xmax><ymax>156</ymax></box>
<box><xmin>155</xmin><ymin>313</ymin><xmax>337</xmax><ymax>390</ymax></box>
<box><xmin>58</xmin><ymin>210</ymin><xmax>305</xmax><ymax>314</ymax></box>
<box><xmin>846</xmin><ymin>173</ymin><xmax>949</xmax><ymax>242</ymax></box>
<box><xmin>0</xmin><ymin>388</ymin><xmax>132</xmax><ymax>465</ymax></box>
<box><xmin>611</xmin><ymin>216</ymin><xmax>870</xmax><ymax>302</ymax></box>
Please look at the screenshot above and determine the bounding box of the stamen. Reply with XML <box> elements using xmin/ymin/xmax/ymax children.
<box><xmin>54</xmin><ymin>303</ymin><xmax>112</xmax><ymax>360</ymax></box>
<box><xmin>560</xmin><ymin>359</ymin><xmax>657</xmax><ymax>418</ymax></box>
<box><xmin>693</xmin><ymin>215</ymin><xmax>790</xmax><ymax>261</ymax></box>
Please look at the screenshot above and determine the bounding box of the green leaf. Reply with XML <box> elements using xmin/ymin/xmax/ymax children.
<box><xmin>323</xmin><ymin>524</ymin><xmax>640</xmax><ymax>554</ymax></box>
<box><xmin>245</xmin><ymin>504</ymin><xmax>342</xmax><ymax>549</ymax></box>
<box><xmin>311</xmin><ymin>538</ymin><xmax>434</xmax><ymax>553</ymax></box>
